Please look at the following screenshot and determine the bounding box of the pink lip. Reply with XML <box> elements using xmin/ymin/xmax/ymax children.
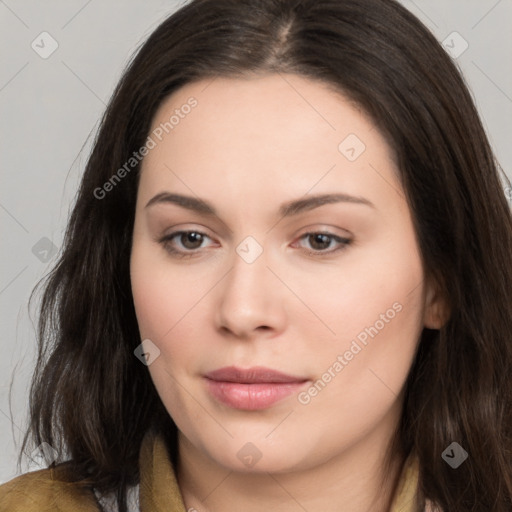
<box><xmin>204</xmin><ymin>366</ymin><xmax>309</xmax><ymax>410</ymax></box>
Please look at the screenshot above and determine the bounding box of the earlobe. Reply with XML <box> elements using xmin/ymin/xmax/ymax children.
<box><xmin>423</xmin><ymin>280</ymin><xmax>450</xmax><ymax>329</ymax></box>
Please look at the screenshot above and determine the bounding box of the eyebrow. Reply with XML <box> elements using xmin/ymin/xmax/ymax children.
<box><xmin>145</xmin><ymin>191</ymin><xmax>375</xmax><ymax>217</ymax></box>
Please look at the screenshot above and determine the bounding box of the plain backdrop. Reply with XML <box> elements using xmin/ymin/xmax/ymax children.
<box><xmin>1</xmin><ymin>0</ymin><xmax>511</xmax><ymax>483</ymax></box>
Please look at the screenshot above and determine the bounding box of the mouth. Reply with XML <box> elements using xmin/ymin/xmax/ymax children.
<box><xmin>203</xmin><ymin>366</ymin><xmax>310</xmax><ymax>410</ymax></box>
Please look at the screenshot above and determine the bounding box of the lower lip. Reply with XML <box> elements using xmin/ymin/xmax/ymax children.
<box><xmin>205</xmin><ymin>379</ymin><xmax>307</xmax><ymax>410</ymax></box>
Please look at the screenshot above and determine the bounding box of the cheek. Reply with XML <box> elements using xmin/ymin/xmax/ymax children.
<box><xmin>304</xmin><ymin>249</ymin><xmax>424</xmax><ymax>417</ymax></box>
<box><xmin>130</xmin><ymin>264</ymin><xmax>171</xmax><ymax>342</ymax></box>
<box><xmin>130</xmin><ymin>240</ymin><xmax>214</xmax><ymax>381</ymax></box>
<box><xmin>295</xmin><ymin>227</ymin><xmax>425</xmax><ymax>397</ymax></box>
<box><xmin>298</xmin><ymin>226</ymin><xmax>424</xmax><ymax>344</ymax></box>
<box><xmin>130</xmin><ymin>245</ymin><xmax>205</xmax><ymax>420</ymax></box>
<box><xmin>130</xmin><ymin>235</ymin><xmax>203</xmax><ymax>340</ymax></box>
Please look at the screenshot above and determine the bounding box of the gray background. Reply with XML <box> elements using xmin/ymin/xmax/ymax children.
<box><xmin>1</xmin><ymin>0</ymin><xmax>511</xmax><ymax>483</ymax></box>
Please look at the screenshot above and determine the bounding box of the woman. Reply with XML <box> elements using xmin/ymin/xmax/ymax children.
<box><xmin>1</xmin><ymin>0</ymin><xmax>511</xmax><ymax>511</ymax></box>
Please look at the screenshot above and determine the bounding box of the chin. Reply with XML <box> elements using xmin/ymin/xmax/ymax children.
<box><xmin>197</xmin><ymin>436</ymin><xmax>316</xmax><ymax>474</ymax></box>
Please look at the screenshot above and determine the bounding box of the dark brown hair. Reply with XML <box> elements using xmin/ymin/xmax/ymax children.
<box><xmin>15</xmin><ymin>0</ymin><xmax>512</xmax><ymax>510</ymax></box>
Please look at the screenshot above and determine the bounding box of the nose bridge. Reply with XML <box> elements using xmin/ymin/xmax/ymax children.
<box><xmin>225</xmin><ymin>239</ymin><xmax>271</xmax><ymax>305</ymax></box>
<box><xmin>215</xmin><ymin>237</ymin><xmax>285</xmax><ymax>335</ymax></box>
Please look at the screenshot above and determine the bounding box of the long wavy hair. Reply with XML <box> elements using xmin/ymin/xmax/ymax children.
<box><xmin>15</xmin><ymin>0</ymin><xmax>512</xmax><ymax>510</ymax></box>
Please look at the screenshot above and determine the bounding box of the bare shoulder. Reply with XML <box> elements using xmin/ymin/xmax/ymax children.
<box><xmin>0</xmin><ymin>467</ymin><xmax>99</xmax><ymax>511</ymax></box>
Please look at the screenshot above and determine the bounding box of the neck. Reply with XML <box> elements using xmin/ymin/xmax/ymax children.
<box><xmin>176</xmin><ymin>411</ymin><xmax>406</xmax><ymax>512</ymax></box>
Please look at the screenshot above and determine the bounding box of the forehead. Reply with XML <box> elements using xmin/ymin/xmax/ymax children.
<box><xmin>138</xmin><ymin>73</ymin><xmax>401</xmax><ymax>212</ymax></box>
<box><xmin>147</xmin><ymin>73</ymin><xmax>380</xmax><ymax>153</ymax></box>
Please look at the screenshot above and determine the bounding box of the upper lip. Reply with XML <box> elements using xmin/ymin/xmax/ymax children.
<box><xmin>204</xmin><ymin>366</ymin><xmax>308</xmax><ymax>384</ymax></box>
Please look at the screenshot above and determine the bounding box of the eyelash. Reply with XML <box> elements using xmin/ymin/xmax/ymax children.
<box><xmin>158</xmin><ymin>230</ymin><xmax>352</xmax><ymax>259</ymax></box>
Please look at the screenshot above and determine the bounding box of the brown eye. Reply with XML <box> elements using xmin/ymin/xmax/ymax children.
<box><xmin>308</xmin><ymin>233</ymin><xmax>333</xmax><ymax>250</ymax></box>
<box><xmin>179</xmin><ymin>232</ymin><xmax>205</xmax><ymax>249</ymax></box>
<box><xmin>159</xmin><ymin>230</ymin><xmax>214</xmax><ymax>257</ymax></box>
<box><xmin>295</xmin><ymin>231</ymin><xmax>352</xmax><ymax>255</ymax></box>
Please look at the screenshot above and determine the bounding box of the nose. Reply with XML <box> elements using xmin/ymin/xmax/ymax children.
<box><xmin>214</xmin><ymin>244</ymin><xmax>287</xmax><ymax>339</ymax></box>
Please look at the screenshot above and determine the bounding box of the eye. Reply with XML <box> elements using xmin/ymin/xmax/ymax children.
<box><xmin>294</xmin><ymin>231</ymin><xmax>352</xmax><ymax>255</ymax></box>
<box><xmin>159</xmin><ymin>230</ymin><xmax>215</xmax><ymax>257</ymax></box>
<box><xmin>158</xmin><ymin>229</ymin><xmax>351</xmax><ymax>258</ymax></box>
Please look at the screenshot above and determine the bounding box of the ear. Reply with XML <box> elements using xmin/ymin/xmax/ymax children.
<box><xmin>423</xmin><ymin>278</ymin><xmax>450</xmax><ymax>329</ymax></box>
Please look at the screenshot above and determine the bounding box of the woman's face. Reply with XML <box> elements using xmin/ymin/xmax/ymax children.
<box><xmin>130</xmin><ymin>74</ymin><xmax>443</xmax><ymax>473</ymax></box>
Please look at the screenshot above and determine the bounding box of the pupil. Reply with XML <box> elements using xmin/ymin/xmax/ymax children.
<box><xmin>310</xmin><ymin>233</ymin><xmax>331</xmax><ymax>250</ymax></box>
<box><xmin>182</xmin><ymin>232</ymin><xmax>203</xmax><ymax>249</ymax></box>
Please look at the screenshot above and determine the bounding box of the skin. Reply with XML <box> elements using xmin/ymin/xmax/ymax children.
<box><xmin>130</xmin><ymin>73</ymin><xmax>446</xmax><ymax>512</ymax></box>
